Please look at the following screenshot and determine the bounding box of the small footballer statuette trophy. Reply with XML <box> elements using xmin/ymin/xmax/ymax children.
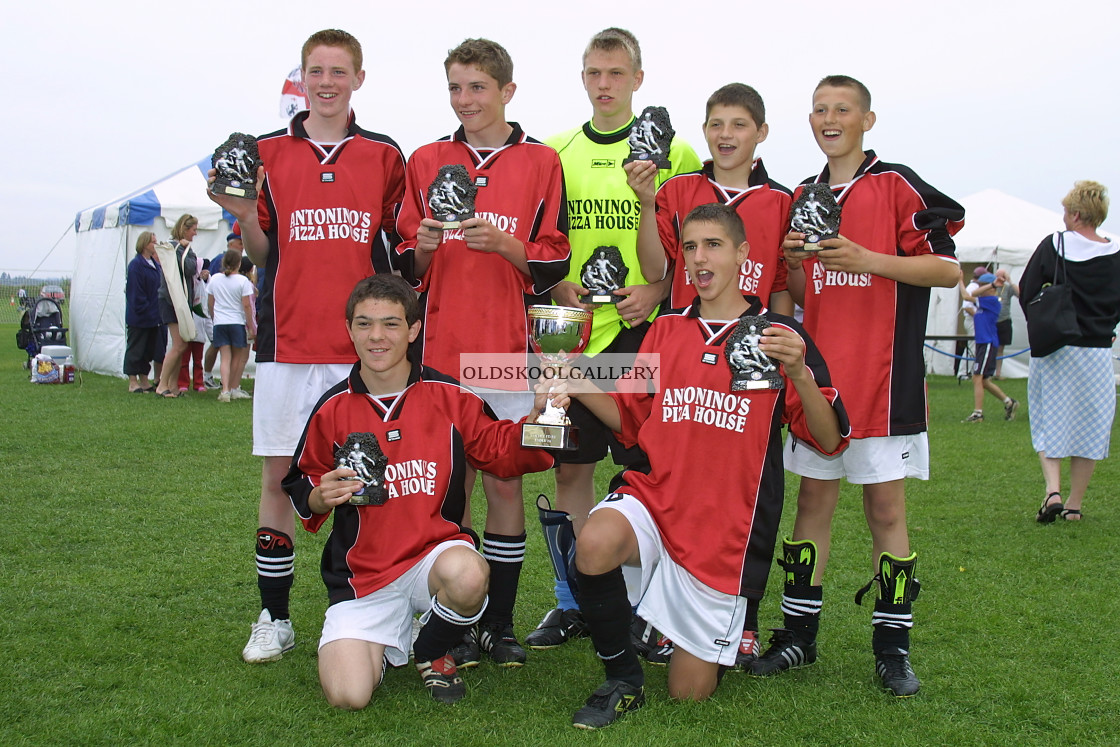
<box><xmin>522</xmin><ymin>305</ymin><xmax>594</xmax><ymax>451</ymax></box>
<box><xmin>427</xmin><ymin>164</ymin><xmax>477</xmax><ymax>229</ymax></box>
<box><xmin>335</xmin><ymin>432</ymin><xmax>390</xmax><ymax>506</ymax></box>
<box><xmin>623</xmin><ymin>105</ymin><xmax>674</xmax><ymax>170</ymax></box>
<box><xmin>210</xmin><ymin>132</ymin><xmax>260</xmax><ymax>200</ymax></box>
<box><xmin>725</xmin><ymin>316</ymin><xmax>784</xmax><ymax>391</ymax></box>
<box><xmin>789</xmin><ymin>183</ymin><xmax>842</xmax><ymax>249</ymax></box>
<box><xmin>579</xmin><ymin>245</ymin><xmax>629</xmax><ymax>304</ymax></box>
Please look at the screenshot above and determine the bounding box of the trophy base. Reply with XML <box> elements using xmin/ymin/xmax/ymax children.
<box><xmin>347</xmin><ymin>488</ymin><xmax>389</xmax><ymax>506</ymax></box>
<box><xmin>522</xmin><ymin>422</ymin><xmax>579</xmax><ymax>451</ymax></box>
<box><xmin>731</xmin><ymin>377</ymin><xmax>784</xmax><ymax>391</ymax></box>
<box><xmin>440</xmin><ymin>221</ymin><xmax>461</xmax><ymax>229</ymax></box>
<box><xmin>210</xmin><ymin>182</ymin><xmax>257</xmax><ymax>200</ymax></box>
<box><xmin>622</xmin><ymin>154</ymin><xmax>671</xmax><ymax>170</ymax></box>
<box><xmin>579</xmin><ymin>293</ymin><xmax>625</xmax><ymax>305</ymax></box>
<box><xmin>800</xmin><ymin>231</ymin><xmax>837</xmax><ymax>249</ymax></box>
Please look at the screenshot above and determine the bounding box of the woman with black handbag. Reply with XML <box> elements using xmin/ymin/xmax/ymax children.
<box><xmin>1020</xmin><ymin>181</ymin><xmax>1120</xmax><ymax>523</ymax></box>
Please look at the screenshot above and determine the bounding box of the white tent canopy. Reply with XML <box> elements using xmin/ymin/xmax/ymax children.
<box><xmin>925</xmin><ymin>188</ymin><xmax>1120</xmax><ymax>378</ymax></box>
<box><xmin>70</xmin><ymin>159</ymin><xmax>248</xmax><ymax>377</ymax></box>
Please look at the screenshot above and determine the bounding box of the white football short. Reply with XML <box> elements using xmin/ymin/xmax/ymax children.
<box><xmin>783</xmin><ymin>432</ymin><xmax>930</xmax><ymax>483</ymax></box>
<box><xmin>590</xmin><ymin>493</ymin><xmax>745</xmax><ymax>667</ymax></box>
<box><xmin>252</xmin><ymin>361</ymin><xmax>353</xmax><ymax>456</ymax></box>
<box><xmin>318</xmin><ymin>539</ymin><xmax>475</xmax><ymax>666</ymax></box>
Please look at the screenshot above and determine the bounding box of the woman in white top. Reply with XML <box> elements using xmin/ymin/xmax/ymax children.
<box><xmin>207</xmin><ymin>250</ymin><xmax>257</xmax><ymax>402</ymax></box>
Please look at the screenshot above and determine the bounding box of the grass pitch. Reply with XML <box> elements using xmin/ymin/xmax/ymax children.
<box><xmin>2</xmin><ymin>324</ymin><xmax>1118</xmax><ymax>746</ymax></box>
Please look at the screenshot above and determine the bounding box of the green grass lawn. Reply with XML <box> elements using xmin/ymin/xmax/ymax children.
<box><xmin>2</xmin><ymin>322</ymin><xmax>1118</xmax><ymax>746</ymax></box>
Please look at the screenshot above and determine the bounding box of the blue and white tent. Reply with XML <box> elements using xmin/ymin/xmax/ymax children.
<box><xmin>71</xmin><ymin>159</ymin><xmax>238</xmax><ymax>376</ymax></box>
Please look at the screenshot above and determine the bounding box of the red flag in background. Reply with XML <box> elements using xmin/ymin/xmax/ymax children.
<box><xmin>279</xmin><ymin>67</ymin><xmax>309</xmax><ymax>119</ymax></box>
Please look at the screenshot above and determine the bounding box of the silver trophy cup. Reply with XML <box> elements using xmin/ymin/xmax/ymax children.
<box><xmin>521</xmin><ymin>305</ymin><xmax>593</xmax><ymax>451</ymax></box>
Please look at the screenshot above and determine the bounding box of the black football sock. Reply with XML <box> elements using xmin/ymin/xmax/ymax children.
<box><xmin>481</xmin><ymin>531</ymin><xmax>525</xmax><ymax>627</ymax></box>
<box><xmin>576</xmin><ymin>566</ymin><xmax>643</xmax><ymax>687</ymax></box>
<box><xmin>778</xmin><ymin>538</ymin><xmax>821</xmax><ymax>642</ymax></box>
<box><xmin>782</xmin><ymin>584</ymin><xmax>822</xmax><ymax>643</ymax></box>
<box><xmin>744</xmin><ymin>597</ymin><xmax>760</xmax><ymax>633</ymax></box>
<box><xmin>255</xmin><ymin>527</ymin><xmax>293</xmax><ymax>621</ymax></box>
<box><xmin>867</xmin><ymin>551</ymin><xmax>919</xmax><ymax>655</ymax></box>
<box><xmin>414</xmin><ymin>595</ymin><xmax>485</xmax><ymax>664</ymax></box>
<box><xmin>872</xmin><ymin>600</ymin><xmax>913</xmax><ymax>655</ymax></box>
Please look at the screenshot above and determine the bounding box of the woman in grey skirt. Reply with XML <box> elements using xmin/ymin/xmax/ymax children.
<box><xmin>1020</xmin><ymin>181</ymin><xmax>1120</xmax><ymax>523</ymax></box>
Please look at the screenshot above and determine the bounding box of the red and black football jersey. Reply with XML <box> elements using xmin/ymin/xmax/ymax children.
<box><xmin>608</xmin><ymin>298</ymin><xmax>848</xmax><ymax>598</ymax></box>
<box><xmin>395</xmin><ymin>124</ymin><xmax>569</xmax><ymax>389</ymax></box>
<box><xmin>256</xmin><ymin>110</ymin><xmax>406</xmax><ymax>364</ymax></box>
<box><xmin>656</xmin><ymin>160</ymin><xmax>792</xmax><ymax>309</ymax></box>
<box><xmin>796</xmin><ymin>151</ymin><xmax>963</xmax><ymax>438</ymax></box>
<box><xmin>283</xmin><ymin>361</ymin><xmax>555</xmax><ymax>605</ymax></box>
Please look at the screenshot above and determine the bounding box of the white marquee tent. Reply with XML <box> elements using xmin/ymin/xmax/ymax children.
<box><xmin>71</xmin><ymin>159</ymin><xmax>244</xmax><ymax>377</ymax></box>
<box><xmin>925</xmin><ymin>188</ymin><xmax>1120</xmax><ymax>379</ymax></box>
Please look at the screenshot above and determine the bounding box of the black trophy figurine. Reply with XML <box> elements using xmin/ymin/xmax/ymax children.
<box><xmin>334</xmin><ymin>432</ymin><xmax>390</xmax><ymax>506</ymax></box>
<box><xmin>623</xmin><ymin>105</ymin><xmax>674</xmax><ymax>170</ymax></box>
<box><xmin>579</xmin><ymin>245</ymin><xmax>629</xmax><ymax>304</ymax></box>
<box><xmin>789</xmin><ymin>183</ymin><xmax>842</xmax><ymax>248</ymax></box>
<box><xmin>426</xmin><ymin>164</ymin><xmax>477</xmax><ymax>229</ymax></box>
<box><xmin>725</xmin><ymin>316</ymin><xmax>784</xmax><ymax>391</ymax></box>
<box><xmin>211</xmin><ymin>133</ymin><xmax>260</xmax><ymax>200</ymax></box>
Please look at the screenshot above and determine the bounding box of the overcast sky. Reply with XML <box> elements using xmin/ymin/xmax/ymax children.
<box><xmin>3</xmin><ymin>0</ymin><xmax>1117</xmax><ymax>274</ymax></box>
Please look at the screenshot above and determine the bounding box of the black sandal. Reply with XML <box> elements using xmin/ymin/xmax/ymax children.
<box><xmin>1061</xmin><ymin>508</ymin><xmax>1082</xmax><ymax>521</ymax></box>
<box><xmin>1036</xmin><ymin>492</ymin><xmax>1063</xmax><ymax>524</ymax></box>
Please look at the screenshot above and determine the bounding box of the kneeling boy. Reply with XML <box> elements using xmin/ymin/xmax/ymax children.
<box><xmin>553</xmin><ymin>204</ymin><xmax>849</xmax><ymax>728</ymax></box>
<box><xmin>282</xmin><ymin>275</ymin><xmax>555</xmax><ymax>708</ymax></box>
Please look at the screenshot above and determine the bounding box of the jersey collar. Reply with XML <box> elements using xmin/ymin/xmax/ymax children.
<box><xmin>701</xmin><ymin>157</ymin><xmax>770</xmax><ymax>188</ymax></box>
<box><xmin>582</xmin><ymin>117</ymin><xmax>636</xmax><ymax>145</ymax></box>
<box><xmin>288</xmin><ymin>109</ymin><xmax>360</xmax><ymax>140</ymax></box>
<box><xmin>451</xmin><ymin>121</ymin><xmax>526</xmax><ymax>147</ymax></box>
<box><xmin>684</xmin><ymin>294</ymin><xmax>766</xmax><ymax>319</ymax></box>
<box><xmin>811</xmin><ymin>149</ymin><xmax>879</xmax><ymax>186</ymax></box>
<box><xmin>346</xmin><ymin>356</ymin><xmax>423</xmax><ymax>395</ymax></box>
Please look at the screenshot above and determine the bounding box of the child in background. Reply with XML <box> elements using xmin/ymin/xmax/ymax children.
<box><xmin>178</xmin><ymin>278</ymin><xmax>208</xmax><ymax>393</ymax></box>
<box><xmin>962</xmin><ymin>273</ymin><xmax>1018</xmax><ymax>422</ymax></box>
<box><xmin>208</xmin><ymin>250</ymin><xmax>257</xmax><ymax>403</ymax></box>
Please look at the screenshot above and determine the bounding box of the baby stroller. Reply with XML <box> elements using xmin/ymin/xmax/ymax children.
<box><xmin>17</xmin><ymin>296</ymin><xmax>69</xmax><ymax>368</ymax></box>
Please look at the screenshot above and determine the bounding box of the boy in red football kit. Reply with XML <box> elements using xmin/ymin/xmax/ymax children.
<box><xmin>551</xmin><ymin>204</ymin><xmax>848</xmax><ymax>728</ymax></box>
<box><xmin>283</xmin><ymin>275</ymin><xmax>555</xmax><ymax>707</ymax></box>
<box><xmin>750</xmin><ymin>75</ymin><xmax>964</xmax><ymax>697</ymax></box>
<box><xmin>636</xmin><ymin>83</ymin><xmax>793</xmax><ymax>316</ymax></box>
<box><xmin>395</xmin><ymin>39</ymin><xmax>570</xmax><ymax>667</ymax></box>
<box><xmin>633</xmin><ymin>82</ymin><xmax>793</xmax><ymax>668</ymax></box>
<box><xmin>527</xmin><ymin>27</ymin><xmax>702</xmax><ymax>654</ymax></box>
<box><xmin>208</xmin><ymin>29</ymin><xmax>407</xmax><ymax>664</ymax></box>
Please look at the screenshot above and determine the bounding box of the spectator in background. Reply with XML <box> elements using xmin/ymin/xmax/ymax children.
<box><xmin>1021</xmin><ymin>181</ymin><xmax>1120</xmax><ymax>523</ymax></box>
<box><xmin>961</xmin><ymin>273</ymin><xmax>1018</xmax><ymax>423</ymax></box>
<box><xmin>178</xmin><ymin>265</ymin><xmax>210</xmax><ymax>393</ymax></box>
<box><xmin>155</xmin><ymin>214</ymin><xmax>200</xmax><ymax>398</ymax></box>
<box><xmin>204</xmin><ymin>230</ymin><xmax>245</xmax><ymax>389</ymax></box>
<box><xmin>993</xmin><ymin>268</ymin><xmax>1019</xmax><ymax>379</ymax></box>
<box><xmin>208</xmin><ymin>250</ymin><xmax>257</xmax><ymax>403</ymax></box>
<box><xmin>124</xmin><ymin>231</ymin><xmax>165</xmax><ymax>392</ymax></box>
<box><xmin>954</xmin><ymin>266</ymin><xmax>986</xmax><ymax>377</ymax></box>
